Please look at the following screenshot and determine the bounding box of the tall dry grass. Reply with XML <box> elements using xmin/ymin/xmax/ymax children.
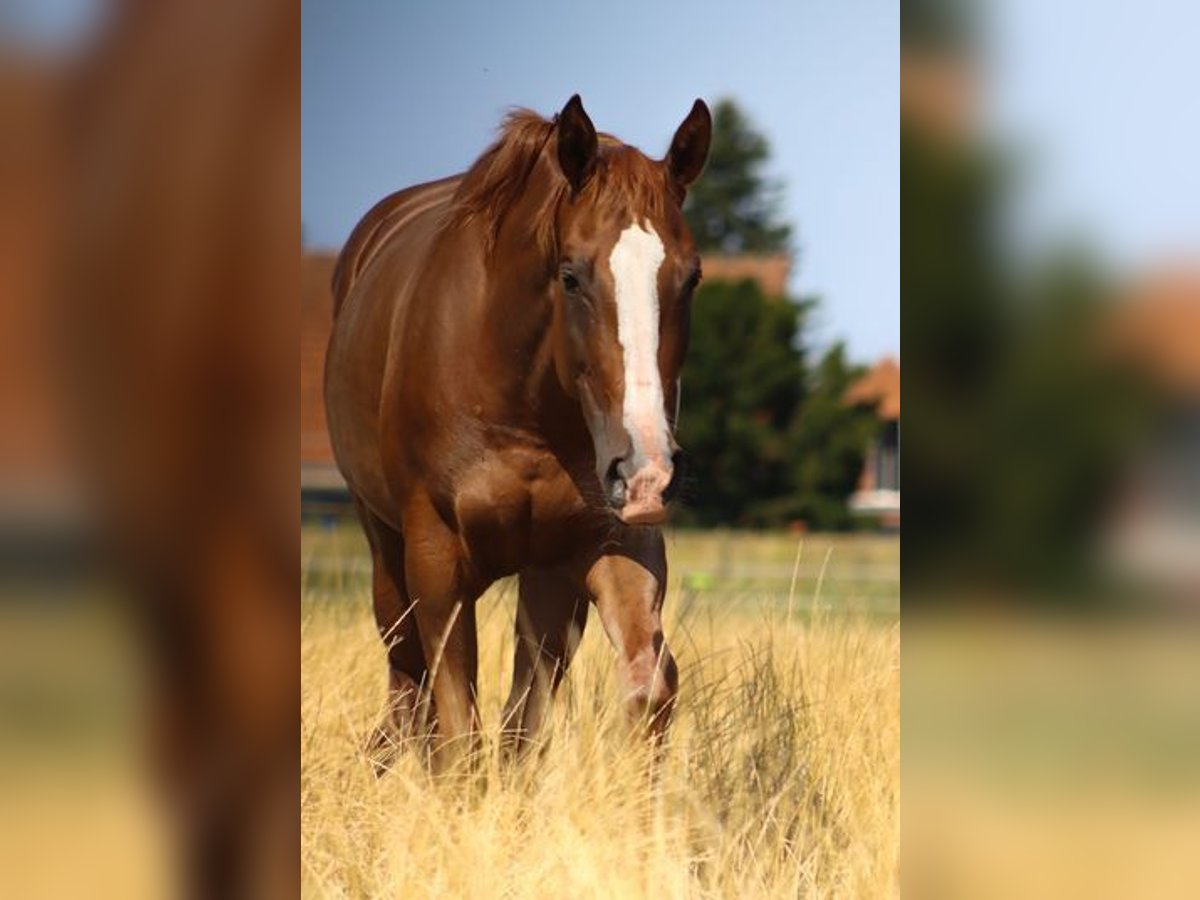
<box><xmin>301</xmin><ymin>543</ymin><xmax>899</xmax><ymax>898</ymax></box>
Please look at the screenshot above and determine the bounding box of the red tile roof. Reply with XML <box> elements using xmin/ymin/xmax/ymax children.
<box><xmin>845</xmin><ymin>357</ymin><xmax>900</xmax><ymax>420</ymax></box>
<box><xmin>1108</xmin><ymin>269</ymin><xmax>1200</xmax><ymax>397</ymax></box>
<box><xmin>701</xmin><ymin>253</ymin><xmax>792</xmax><ymax>297</ymax></box>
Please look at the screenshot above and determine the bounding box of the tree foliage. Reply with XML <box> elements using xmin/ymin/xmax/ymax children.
<box><xmin>675</xmin><ymin>280</ymin><xmax>808</xmax><ymax>526</ymax></box>
<box><xmin>676</xmin><ymin>282</ymin><xmax>877</xmax><ymax>530</ymax></box>
<box><xmin>783</xmin><ymin>344</ymin><xmax>880</xmax><ymax>530</ymax></box>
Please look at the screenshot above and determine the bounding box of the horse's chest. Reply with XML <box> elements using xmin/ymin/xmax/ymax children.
<box><xmin>453</xmin><ymin>453</ymin><xmax>590</xmax><ymax>577</ymax></box>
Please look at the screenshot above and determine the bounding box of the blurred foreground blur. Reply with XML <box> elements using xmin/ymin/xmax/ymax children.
<box><xmin>906</xmin><ymin>618</ymin><xmax>1200</xmax><ymax>898</ymax></box>
<box><xmin>904</xmin><ymin>0</ymin><xmax>1199</xmax><ymax>896</ymax></box>
<box><xmin>903</xmin><ymin>0</ymin><xmax>1199</xmax><ymax>605</ymax></box>
<box><xmin>1</xmin><ymin>2</ymin><xmax>297</xmax><ymax>898</ymax></box>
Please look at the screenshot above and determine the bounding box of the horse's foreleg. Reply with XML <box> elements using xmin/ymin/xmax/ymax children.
<box><xmin>501</xmin><ymin>566</ymin><xmax>589</xmax><ymax>756</ymax></box>
<box><xmin>370</xmin><ymin>582</ymin><xmax>432</xmax><ymax>766</ymax></box>
<box><xmin>586</xmin><ymin>530</ymin><xmax>678</xmax><ymax>741</ymax></box>
<box><xmin>411</xmin><ymin>594</ymin><xmax>480</xmax><ymax>772</ymax></box>
<box><xmin>404</xmin><ymin>513</ymin><xmax>482</xmax><ymax>773</ymax></box>
<box><xmin>356</xmin><ymin>501</ymin><xmax>433</xmax><ymax>770</ymax></box>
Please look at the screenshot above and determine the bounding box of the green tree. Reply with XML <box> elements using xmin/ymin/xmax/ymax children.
<box><xmin>676</xmin><ymin>279</ymin><xmax>808</xmax><ymax>526</ymax></box>
<box><xmin>685</xmin><ymin>99</ymin><xmax>792</xmax><ymax>254</ymax></box>
<box><xmin>783</xmin><ymin>344</ymin><xmax>879</xmax><ymax>530</ymax></box>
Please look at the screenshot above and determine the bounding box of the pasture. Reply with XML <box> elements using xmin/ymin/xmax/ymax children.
<box><xmin>301</xmin><ymin>526</ymin><xmax>899</xmax><ymax>898</ymax></box>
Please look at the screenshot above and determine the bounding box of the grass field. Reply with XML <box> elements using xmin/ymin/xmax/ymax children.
<box><xmin>301</xmin><ymin>526</ymin><xmax>900</xmax><ymax>898</ymax></box>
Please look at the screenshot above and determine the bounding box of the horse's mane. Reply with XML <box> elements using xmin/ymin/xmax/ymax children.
<box><xmin>447</xmin><ymin>109</ymin><xmax>671</xmax><ymax>258</ymax></box>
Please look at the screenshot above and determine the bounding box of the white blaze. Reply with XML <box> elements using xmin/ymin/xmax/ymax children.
<box><xmin>610</xmin><ymin>221</ymin><xmax>670</xmax><ymax>465</ymax></box>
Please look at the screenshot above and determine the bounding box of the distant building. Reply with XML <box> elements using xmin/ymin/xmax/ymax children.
<box><xmin>0</xmin><ymin>59</ymin><xmax>87</xmax><ymax>540</ymax></box>
<box><xmin>1103</xmin><ymin>269</ymin><xmax>1200</xmax><ymax>397</ymax></box>
<box><xmin>300</xmin><ymin>252</ymin><xmax>346</xmax><ymax>512</ymax></box>
<box><xmin>1102</xmin><ymin>270</ymin><xmax>1200</xmax><ymax>598</ymax></box>
<box><xmin>844</xmin><ymin>357</ymin><xmax>900</xmax><ymax>528</ymax></box>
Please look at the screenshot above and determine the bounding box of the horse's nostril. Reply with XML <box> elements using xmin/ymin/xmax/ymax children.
<box><xmin>605</xmin><ymin>457</ymin><xmax>623</xmax><ymax>483</ymax></box>
<box><xmin>604</xmin><ymin>457</ymin><xmax>627</xmax><ymax>508</ymax></box>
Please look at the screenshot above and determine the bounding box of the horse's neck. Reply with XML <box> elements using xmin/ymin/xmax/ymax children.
<box><xmin>465</xmin><ymin>160</ymin><xmax>589</xmax><ymax>453</ymax></box>
<box><xmin>478</xmin><ymin>260</ymin><xmax>588</xmax><ymax>456</ymax></box>
<box><xmin>480</xmin><ymin>259</ymin><xmax>557</xmax><ymax>408</ymax></box>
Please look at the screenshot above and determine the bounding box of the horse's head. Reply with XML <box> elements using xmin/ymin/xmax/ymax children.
<box><xmin>547</xmin><ymin>95</ymin><xmax>711</xmax><ymax>526</ymax></box>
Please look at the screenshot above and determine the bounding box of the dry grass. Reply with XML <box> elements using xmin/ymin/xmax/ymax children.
<box><xmin>301</xmin><ymin>537</ymin><xmax>899</xmax><ymax>899</ymax></box>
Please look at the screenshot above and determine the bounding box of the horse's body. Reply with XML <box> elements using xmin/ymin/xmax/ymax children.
<box><xmin>325</xmin><ymin>96</ymin><xmax>711</xmax><ymax>768</ymax></box>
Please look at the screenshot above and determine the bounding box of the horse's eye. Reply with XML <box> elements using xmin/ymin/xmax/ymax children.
<box><xmin>561</xmin><ymin>271</ymin><xmax>581</xmax><ymax>294</ymax></box>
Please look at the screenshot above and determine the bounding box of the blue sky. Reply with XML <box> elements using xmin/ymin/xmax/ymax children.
<box><xmin>984</xmin><ymin>0</ymin><xmax>1200</xmax><ymax>272</ymax></box>
<box><xmin>302</xmin><ymin>0</ymin><xmax>900</xmax><ymax>363</ymax></box>
<box><xmin>7</xmin><ymin>2</ymin><xmax>1196</xmax><ymax>361</ymax></box>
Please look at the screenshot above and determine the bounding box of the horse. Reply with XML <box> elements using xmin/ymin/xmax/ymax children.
<box><xmin>324</xmin><ymin>95</ymin><xmax>711</xmax><ymax>770</ymax></box>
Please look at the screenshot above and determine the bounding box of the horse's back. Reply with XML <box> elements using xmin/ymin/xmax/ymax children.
<box><xmin>325</xmin><ymin>174</ymin><xmax>461</xmax><ymax>524</ymax></box>
<box><xmin>331</xmin><ymin>174</ymin><xmax>461</xmax><ymax>317</ymax></box>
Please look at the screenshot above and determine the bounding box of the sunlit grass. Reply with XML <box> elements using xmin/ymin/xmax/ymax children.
<box><xmin>301</xmin><ymin>532</ymin><xmax>900</xmax><ymax>898</ymax></box>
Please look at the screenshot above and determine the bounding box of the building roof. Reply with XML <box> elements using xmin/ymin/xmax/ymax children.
<box><xmin>0</xmin><ymin>59</ymin><xmax>72</xmax><ymax>485</ymax></box>
<box><xmin>700</xmin><ymin>253</ymin><xmax>792</xmax><ymax>297</ymax></box>
<box><xmin>845</xmin><ymin>356</ymin><xmax>900</xmax><ymax>420</ymax></box>
<box><xmin>901</xmin><ymin>50</ymin><xmax>976</xmax><ymax>139</ymax></box>
<box><xmin>1106</xmin><ymin>269</ymin><xmax>1200</xmax><ymax>397</ymax></box>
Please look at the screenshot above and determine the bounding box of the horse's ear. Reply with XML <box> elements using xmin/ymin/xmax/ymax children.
<box><xmin>556</xmin><ymin>94</ymin><xmax>598</xmax><ymax>193</ymax></box>
<box><xmin>666</xmin><ymin>99</ymin><xmax>711</xmax><ymax>194</ymax></box>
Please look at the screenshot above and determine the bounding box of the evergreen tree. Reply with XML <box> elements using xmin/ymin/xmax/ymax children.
<box><xmin>675</xmin><ymin>279</ymin><xmax>808</xmax><ymax>526</ymax></box>
<box><xmin>784</xmin><ymin>344</ymin><xmax>878</xmax><ymax>530</ymax></box>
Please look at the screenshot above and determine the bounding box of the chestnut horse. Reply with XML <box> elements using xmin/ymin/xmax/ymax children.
<box><xmin>325</xmin><ymin>95</ymin><xmax>711</xmax><ymax>769</ymax></box>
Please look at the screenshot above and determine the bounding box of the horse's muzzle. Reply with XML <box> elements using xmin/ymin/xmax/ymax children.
<box><xmin>604</xmin><ymin>450</ymin><xmax>685</xmax><ymax>525</ymax></box>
